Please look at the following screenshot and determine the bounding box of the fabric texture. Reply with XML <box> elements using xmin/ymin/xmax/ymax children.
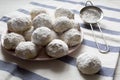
<box><xmin>0</xmin><ymin>0</ymin><xmax>120</xmax><ymax>80</ymax></box>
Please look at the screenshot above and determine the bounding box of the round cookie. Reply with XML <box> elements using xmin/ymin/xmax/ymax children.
<box><xmin>33</xmin><ymin>13</ymin><xmax>53</xmax><ymax>29</ymax></box>
<box><xmin>55</xmin><ymin>7</ymin><xmax>74</xmax><ymax>19</ymax></box>
<box><xmin>23</xmin><ymin>26</ymin><xmax>34</xmax><ymax>41</ymax></box>
<box><xmin>3</xmin><ymin>32</ymin><xmax>25</xmax><ymax>50</ymax></box>
<box><xmin>53</xmin><ymin>17</ymin><xmax>73</xmax><ymax>34</ymax></box>
<box><xmin>71</xmin><ymin>20</ymin><xmax>81</xmax><ymax>31</ymax></box>
<box><xmin>31</xmin><ymin>27</ymin><xmax>57</xmax><ymax>46</ymax></box>
<box><xmin>30</xmin><ymin>8</ymin><xmax>47</xmax><ymax>20</ymax></box>
<box><xmin>15</xmin><ymin>42</ymin><xmax>37</xmax><ymax>59</ymax></box>
<box><xmin>46</xmin><ymin>39</ymin><xmax>68</xmax><ymax>58</ymax></box>
<box><xmin>76</xmin><ymin>52</ymin><xmax>101</xmax><ymax>75</ymax></box>
<box><xmin>61</xmin><ymin>28</ymin><xmax>81</xmax><ymax>47</ymax></box>
<box><xmin>7</xmin><ymin>16</ymin><xmax>32</xmax><ymax>34</ymax></box>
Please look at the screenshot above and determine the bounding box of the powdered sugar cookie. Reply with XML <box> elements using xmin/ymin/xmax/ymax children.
<box><xmin>31</xmin><ymin>27</ymin><xmax>57</xmax><ymax>46</ymax></box>
<box><xmin>77</xmin><ymin>52</ymin><xmax>101</xmax><ymax>75</ymax></box>
<box><xmin>31</xmin><ymin>8</ymin><xmax>48</xmax><ymax>20</ymax></box>
<box><xmin>24</xmin><ymin>26</ymin><xmax>34</xmax><ymax>41</ymax></box>
<box><xmin>3</xmin><ymin>32</ymin><xmax>25</xmax><ymax>50</ymax></box>
<box><xmin>55</xmin><ymin>7</ymin><xmax>74</xmax><ymax>19</ymax></box>
<box><xmin>33</xmin><ymin>13</ymin><xmax>53</xmax><ymax>29</ymax></box>
<box><xmin>15</xmin><ymin>41</ymin><xmax>37</xmax><ymax>59</ymax></box>
<box><xmin>46</xmin><ymin>39</ymin><xmax>68</xmax><ymax>58</ymax></box>
<box><xmin>7</xmin><ymin>16</ymin><xmax>32</xmax><ymax>34</ymax></box>
<box><xmin>53</xmin><ymin>17</ymin><xmax>73</xmax><ymax>34</ymax></box>
<box><xmin>61</xmin><ymin>28</ymin><xmax>81</xmax><ymax>47</ymax></box>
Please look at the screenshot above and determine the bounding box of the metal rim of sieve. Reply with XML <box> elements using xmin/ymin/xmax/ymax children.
<box><xmin>80</xmin><ymin>6</ymin><xmax>104</xmax><ymax>24</ymax></box>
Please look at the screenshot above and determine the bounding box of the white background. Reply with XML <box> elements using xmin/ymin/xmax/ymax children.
<box><xmin>0</xmin><ymin>0</ymin><xmax>31</xmax><ymax>18</ymax></box>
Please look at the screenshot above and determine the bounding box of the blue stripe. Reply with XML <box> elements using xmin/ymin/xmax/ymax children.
<box><xmin>103</xmin><ymin>17</ymin><xmax>120</xmax><ymax>23</ymax></box>
<box><xmin>30</xmin><ymin>2</ymin><xmax>56</xmax><ymax>9</ymax></box>
<box><xmin>0</xmin><ymin>60</ymin><xmax>49</xmax><ymax>80</ymax></box>
<box><xmin>30</xmin><ymin>1</ymin><xmax>120</xmax><ymax>23</ymax></box>
<box><xmin>58</xmin><ymin>55</ymin><xmax>115</xmax><ymax>77</ymax></box>
<box><xmin>58</xmin><ymin>55</ymin><xmax>76</xmax><ymax>66</ymax></box>
<box><xmin>80</xmin><ymin>23</ymin><xmax>120</xmax><ymax>35</ymax></box>
<box><xmin>101</xmin><ymin>29</ymin><xmax>120</xmax><ymax>35</ymax></box>
<box><xmin>83</xmin><ymin>39</ymin><xmax>119</xmax><ymax>53</ymax></box>
<box><xmin>97</xmin><ymin>5</ymin><xmax>120</xmax><ymax>12</ymax></box>
<box><xmin>98</xmin><ymin>67</ymin><xmax>114</xmax><ymax>77</ymax></box>
<box><xmin>56</xmin><ymin>0</ymin><xmax>120</xmax><ymax>12</ymax></box>
<box><xmin>0</xmin><ymin>46</ymin><xmax>115</xmax><ymax>77</ymax></box>
<box><xmin>17</xmin><ymin>9</ymin><xmax>30</xmax><ymax>15</ymax></box>
<box><xmin>0</xmin><ymin>16</ymin><xmax>11</xmax><ymax>22</ymax></box>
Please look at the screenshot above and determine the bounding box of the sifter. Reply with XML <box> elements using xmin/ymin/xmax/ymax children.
<box><xmin>80</xmin><ymin>1</ymin><xmax>110</xmax><ymax>53</ymax></box>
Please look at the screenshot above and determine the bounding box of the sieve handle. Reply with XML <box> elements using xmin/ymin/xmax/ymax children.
<box><xmin>90</xmin><ymin>23</ymin><xmax>110</xmax><ymax>53</ymax></box>
<box><xmin>85</xmin><ymin>1</ymin><xmax>93</xmax><ymax>6</ymax></box>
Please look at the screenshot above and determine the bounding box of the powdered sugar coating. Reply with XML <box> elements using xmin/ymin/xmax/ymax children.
<box><xmin>55</xmin><ymin>7</ymin><xmax>74</xmax><ymax>19</ymax></box>
<box><xmin>7</xmin><ymin>16</ymin><xmax>32</xmax><ymax>34</ymax></box>
<box><xmin>3</xmin><ymin>33</ymin><xmax>25</xmax><ymax>50</ymax></box>
<box><xmin>46</xmin><ymin>39</ymin><xmax>68</xmax><ymax>58</ymax></box>
<box><xmin>53</xmin><ymin>17</ymin><xmax>73</xmax><ymax>34</ymax></box>
<box><xmin>32</xmin><ymin>27</ymin><xmax>57</xmax><ymax>46</ymax></box>
<box><xmin>31</xmin><ymin>8</ymin><xmax>47</xmax><ymax>20</ymax></box>
<box><xmin>24</xmin><ymin>26</ymin><xmax>34</xmax><ymax>41</ymax></box>
<box><xmin>15</xmin><ymin>42</ymin><xmax>37</xmax><ymax>59</ymax></box>
<box><xmin>61</xmin><ymin>28</ymin><xmax>81</xmax><ymax>47</ymax></box>
<box><xmin>33</xmin><ymin>13</ymin><xmax>53</xmax><ymax>29</ymax></box>
<box><xmin>71</xmin><ymin>20</ymin><xmax>81</xmax><ymax>31</ymax></box>
<box><xmin>77</xmin><ymin>52</ymin><xmax>101</xmax><ymax>75</ymax></box>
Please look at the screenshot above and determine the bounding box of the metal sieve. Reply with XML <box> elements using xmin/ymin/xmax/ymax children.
<box><xmin>80</xmin><ymin>1</ymin><xmax>110</xmax><ymax>53</ymax></box>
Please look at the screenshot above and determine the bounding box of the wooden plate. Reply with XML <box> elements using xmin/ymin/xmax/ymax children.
<box><xmin>1</xmin><ymin>28</ymin><xmax>84</xmax><ymax>61</ymax></box>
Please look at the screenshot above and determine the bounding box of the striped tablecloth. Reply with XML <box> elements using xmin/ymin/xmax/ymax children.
<box><xmin>0</xmin><ymin>0</ymin><xmax>120</xmax><ymax>80</ymax></box>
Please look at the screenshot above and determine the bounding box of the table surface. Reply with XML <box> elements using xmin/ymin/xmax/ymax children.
<box><xmin>0</xmin><ymin>0</ymin><xmax>120</xmax><ymax>80</ymax></box>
